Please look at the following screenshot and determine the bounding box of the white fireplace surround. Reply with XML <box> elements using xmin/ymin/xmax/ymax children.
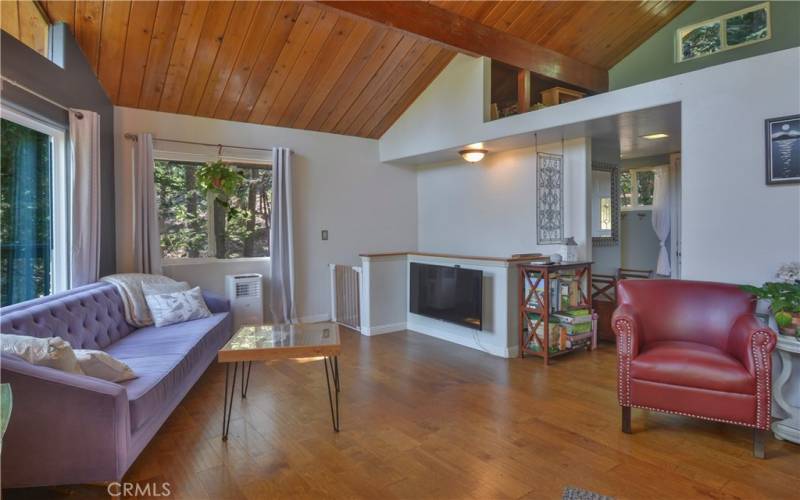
<box><xmin>359</xmin><ymin>252</ymin><xmax>522</xmax><ymax>358</ymax></box>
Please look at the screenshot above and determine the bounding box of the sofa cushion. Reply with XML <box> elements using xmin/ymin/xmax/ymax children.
<box><xmin>631</xmin><ymin>340</ymin><xmax>755</xmax><ymax>395</ymax></box>
<box><xmin>0</xmin><ymin>283</ymin><xmax>134</xmax><ymax>350</ymax></box>
<box><xmin>106</xmin><ymin>313</ymin><xmax>230</xmax><ymax>432</ymax></box>
<box><xmin>0</xmin><ymin>334</ymin><xmax>83</xmax><ymax>374</ymax></box>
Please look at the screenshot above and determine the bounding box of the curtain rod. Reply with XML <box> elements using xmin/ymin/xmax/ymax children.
<box><xmin>123</xmin><ymin>133</ymin><xmax>283</xmax><ymax>153</ymax></box>
<box><xmin>1</xmin><ymin>76</ymin><xmax>83</xmax><ymax>119</ymax></box>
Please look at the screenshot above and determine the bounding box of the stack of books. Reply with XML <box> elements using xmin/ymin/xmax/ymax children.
<box><xmin>526</xmin><ymin>313</ymin><xmax>560</xmax><ymax>353</ymax></box>
<box><xmin>524</xmin><ymin>273</ymin><xmax>584</xmax><ymax>313</ymax></box>
<box><xmin>551</xmin><ymin>309</ymin><xmax>594</xmax><ymax>350</ymax></box>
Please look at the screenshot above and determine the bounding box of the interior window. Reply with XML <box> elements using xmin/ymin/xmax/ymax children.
<box><xmin>677</xmin><ymin>2</ymin><xmax>770</xmax><ymax>62</ymax></box>
<box><xmin>154</xmin><ymin>159</ymin><xmax>272</xmax><ymax>260</ymax></box>
<box><xmin>0</xmin><ymin>113</ymin><xmax>67</xmax><ymax>306</ymax></box>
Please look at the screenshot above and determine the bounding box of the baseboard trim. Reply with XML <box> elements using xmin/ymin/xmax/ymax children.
<box><xmin>300</xmin><ymin>313</ymin><xmax>332</xmax><ymax>324</ymax></box>
<box><xmin>361</xmin><ymin>322</ymin><xmax>406</xmax><ymax>336</ymax></box>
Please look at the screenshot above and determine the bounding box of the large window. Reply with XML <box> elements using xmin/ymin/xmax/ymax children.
<box><xmin>154</xmin><ymin>159</ymin><xmax>272</xmax><ymax>260</ymax></box>
<box><xmin>677</xmin><ymin>2</ymin><xmax>770</xmax><ymax>62</ymax></box>
<box><xmin>1</xmin><ymin>110</ymin><xmax>67</xmax><ymax>306</ymax></box>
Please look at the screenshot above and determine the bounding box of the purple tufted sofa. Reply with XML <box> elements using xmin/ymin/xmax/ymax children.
<box><xmin>0</xmin><ymin>282</ymin><xmax>232</xmax><ymax>488</ymax></box>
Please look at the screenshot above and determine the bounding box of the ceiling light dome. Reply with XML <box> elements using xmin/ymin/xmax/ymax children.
<box><xmin>459</xmin><ymin>149</ymin><xmax>488</xmax><ymax>163</ymax></box>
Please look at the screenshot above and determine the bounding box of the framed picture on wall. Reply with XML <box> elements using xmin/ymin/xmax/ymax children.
<box><xmin>765</xmin><ymin>114</ymin><xmax>800</xmax><ymax>185</ymax></box>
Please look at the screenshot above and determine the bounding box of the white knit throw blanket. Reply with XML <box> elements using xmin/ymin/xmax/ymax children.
<box><xmin>101</xmin><ymin>273</ymin><xmax>176</xmax><ymax>327</ymax></box>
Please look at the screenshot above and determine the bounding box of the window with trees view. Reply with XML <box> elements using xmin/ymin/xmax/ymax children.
<box><xmin>1</xmin><ymin>112</ymin><xmax>67</xmax><ymax>306</ymax></box>
<box><xmin>154</xmin><ymin>159</ymin><xmax>272</xmax><ymax>260</ymax></box>
<box><xmin>677</xmin><ymin>2</ymin><xmax>770</xmax><ymax>62</ymax></box>
<box><xmin>620</xmin><ymin>168</ymin><xmax>656</xmax><ymax>211</ymax></box>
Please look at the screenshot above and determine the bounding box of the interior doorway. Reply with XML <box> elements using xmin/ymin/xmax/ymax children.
<box><xmin>618</xmin><ymin>156</ymin><xmax>681</xmax><ymax>278</ymax></box>
<box><xmin>590</xmin><ymin>149</ymin><xmax>682</xmax><ymax>279</ymax></box>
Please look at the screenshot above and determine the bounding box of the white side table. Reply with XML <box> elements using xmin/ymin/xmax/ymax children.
<box><xmin>773</xmin><ymin>335</ymin><xmax>800</xmax><ymax>444</ymax></box>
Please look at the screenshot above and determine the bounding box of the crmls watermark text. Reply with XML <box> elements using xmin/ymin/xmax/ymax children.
<box><xmin>107</xmin><ymin>482</ymin><xmax>172</xmax><ymax>497</ymax></box>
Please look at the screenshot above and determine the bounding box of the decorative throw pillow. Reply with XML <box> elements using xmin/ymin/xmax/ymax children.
<box><xmin>141</xmin><ymin>281</ymin><xmax>191</xmax><ymax>296</ymax></box>
<box><xmin>0</xmin><ymin>334</ymin><xmax>83</xmax><ymax>374</ymax></box>
<box><xmin>144</xmin><ymin>287</ymin><xmax>212</xmax><ymax>328</ymax></box>
<box><xmin>73</xmin><ymin>349</ymin><xmax>137</xmax><ymax>382</ymax></box>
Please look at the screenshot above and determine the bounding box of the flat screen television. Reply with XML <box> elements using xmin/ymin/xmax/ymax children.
<box><xmin>409</xmin><ymin>262</ymin><xmax>483</xmax><ymax>330</ymax></box>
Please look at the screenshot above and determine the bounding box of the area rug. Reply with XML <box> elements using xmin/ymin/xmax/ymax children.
<box><xmin>562</xmin><ymin>486</ymin><xmax>614</xmax><ymax>500</ymax></box>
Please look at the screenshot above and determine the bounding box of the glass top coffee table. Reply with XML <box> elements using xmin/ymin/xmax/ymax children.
<box><xmin>218</xmin><ymin>322</ymin><xmax>341</xmax><ymax>440</ymax></box>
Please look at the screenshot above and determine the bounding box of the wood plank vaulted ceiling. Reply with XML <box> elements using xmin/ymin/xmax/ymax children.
<box><xmin>40</xmin><ymin>1</ymin><xmax>691</xmax><ymax>139</ymax></box>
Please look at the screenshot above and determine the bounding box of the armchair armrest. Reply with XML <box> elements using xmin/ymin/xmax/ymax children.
<box><xmin>0</xmin><ymin>354</ymin><xmax>130</xmax><ymax>487</ymax></box>
<box><xmin>202</xmin><ymin>289</ymin><xmax>230</xmax><ymax>314</ymax></box>
<box><xmin>612</xmin><ymin>304</ymin><xmax>642</xmax><ymax>358</ymax></box>
<box><xmin>727</xmin><ymin>314</ymin><xmax>776</xmax><ymax>430</ymax></box>
<box><xmin>611</xmin><ymin>304</ymin><xmax>643</xmax><ymax>407</ymax></box>
<box><xmin>728</xmin><ymin>314</ymin><xmax>777</xmax><ymax>374</ymax></box>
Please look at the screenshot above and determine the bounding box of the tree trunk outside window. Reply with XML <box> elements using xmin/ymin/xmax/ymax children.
<box><xmin>214</xmin><ymin>197</ymin><xmax>227</xmax><ymax>259</ymax></box>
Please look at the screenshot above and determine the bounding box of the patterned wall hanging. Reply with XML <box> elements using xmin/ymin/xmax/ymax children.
<box><xmin>536</xmin><ymin>152</ymin><xmax>564</xmax><ymax>244</ymax></box>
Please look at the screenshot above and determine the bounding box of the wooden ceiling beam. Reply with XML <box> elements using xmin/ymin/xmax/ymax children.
<box><xmin>317</xmin><ymin>0</ymin><xmax>608</xmax><ymax>92</ymax></box>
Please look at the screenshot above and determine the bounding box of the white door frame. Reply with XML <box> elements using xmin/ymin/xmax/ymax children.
<box><xmin>669</xmin><ymin>153</ymin><xmax>682</xmax><ymax>278</ymax></box>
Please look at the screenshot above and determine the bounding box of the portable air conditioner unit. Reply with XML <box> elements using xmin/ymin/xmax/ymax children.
<box><xmin>225</xmin><ymin>274</ymin><xmax>264</xmax><ymax>331</ymax></box>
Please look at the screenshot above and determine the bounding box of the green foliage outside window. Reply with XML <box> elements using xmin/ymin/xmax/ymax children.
<box><xmin>620</xmin><ymin>171</ymin><xmax>632</xmax><ymax>207</ymax></box>
<box><xmin>1</xmin><ymin>119</ymin><xmax>52</xmax><ymax>306</ymax></box>
<box><xmin>636</xmin><ymin>171</ymin><xmax>655</xmax><ymax>206</ymax></box>
<box><xmin>725</xmin><ymin>8</ymin><xmax>768</xmax><ymax>47</ymax></box>
<box><xmin>154</xmin><ymin>159</ymin><xmax>272</xmax><ymax>259</ymax></box>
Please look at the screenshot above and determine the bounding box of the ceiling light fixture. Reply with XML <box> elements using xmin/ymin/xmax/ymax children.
<box><xmin>641</xmin><ymin>133</ymin><xmax>669</xmax><ymax>140</ymax></box>
<box><xmin>459</xmin><ymin>149</ymin><xmax>488</xmax><ymax>163</ymax></box>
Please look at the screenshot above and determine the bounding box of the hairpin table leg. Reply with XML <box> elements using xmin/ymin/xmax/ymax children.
<box><xmin>324</xmin><ymin>356</ymin><xmax>340</xmax><ymax>432</ymax></box>
<box><xmin>241</xmin><ymin>361</ymin><xmax>252</xmax><ymax>399</ymax></box>
<box><xmin>222</xmin><ymin>362</ymin><xmax>239</xmax><ymax>441</ymax></box>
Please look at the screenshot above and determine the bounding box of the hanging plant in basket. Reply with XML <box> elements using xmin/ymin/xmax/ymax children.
<box><xmin>197</xmin><ymin>160</ymin><xmax>244</xmax><ymax>209</ymax></box>
<box><xmin>196</xmin><ymin>160</ymin><xmax>245</xmax><ymax>258</ymax></box>
<box><xmin>741</xmin><ymin>263</ymin><xmax>800</xmax><ymax>340</ymax></box>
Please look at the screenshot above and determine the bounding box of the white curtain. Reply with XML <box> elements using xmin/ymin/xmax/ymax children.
<box><xmin>69</xmin><ymin>109</ymin><xmax>101</xmax><ymax>286</ymax></box>
<box><xmin>131</xmin><ymin>133</ymin><xmax>162</xmax><ymax>274</ymax></box>
<box><xmin>651</xmin><ymin>168</ymin><xmax>671</xmax><ymax>276</ymax></box>
<box><xmin>269</xmin><ymin>147</ymin><xmax>297</xmax><ymax>324</ymax></box>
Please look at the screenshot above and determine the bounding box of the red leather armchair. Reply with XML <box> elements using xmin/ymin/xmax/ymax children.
<box><xmin>612</xmin><ymin>279</ymin><xmax>777</xmax><ymax>457</ymax></box>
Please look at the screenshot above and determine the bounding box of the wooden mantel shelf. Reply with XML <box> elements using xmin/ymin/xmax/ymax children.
<box><xmin>359</xmin><ymin>251</ymin><xmax>542</xmax><ymax>264</ymax></box>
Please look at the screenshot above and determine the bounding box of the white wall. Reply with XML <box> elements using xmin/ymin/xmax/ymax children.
<box><xmin>417</xmin><ymin>139</ymin><xmax>590</xmax><ymax>260</ymax></box>
<box><xmin>114</xmin><ymin>107</ymin><xmax>418</xmax><ymax>322</ymax></box>
<box><xmin>359</xmin><ymin>255</ymin><xmax>408</xmax><ymax>335</ymax></box>
<box><xmin>384</xmin><ymin>49</ymin><xmax>800</xmax><ymax>285</ymax></box>
<box><xmin>162</xmin><ymin>259</ymin><xmax>270</xmax><ymax>317</ymax></box>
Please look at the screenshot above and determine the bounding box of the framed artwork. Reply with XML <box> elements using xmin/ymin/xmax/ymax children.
<box><xmin>765</xmin><ymin>114</ymin><xmax>800</xmax><ymax>185</ymax></box>
<box><xmin>536</xmin><ymin>152</ymin><xmax>564</xmax><ymax>244</ymax></box>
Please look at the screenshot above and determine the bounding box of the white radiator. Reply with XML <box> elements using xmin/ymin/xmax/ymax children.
<box><xmin>329</xmin><ymin>264</ymin><xmax>361</xmax><ymax>331</ymax></box>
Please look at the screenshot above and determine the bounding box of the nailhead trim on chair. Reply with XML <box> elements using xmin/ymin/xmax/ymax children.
<box><xmin>615</xmin><ymin>318</ymin><xmax>633</xmax><ymax>407</ymax></box>
<box><xmin>630</xmin><ymin>404</ymin><xmax>757</xmax><ymax>428</ymax></box>
<box><xmin>751</xmin><ymin>329</ymin><xmax>773</xmax><ymax>430</ymax></box>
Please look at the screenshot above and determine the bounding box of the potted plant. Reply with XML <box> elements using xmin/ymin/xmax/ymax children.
<box><xmin>196</xmin><ymin>160</ymin><xmax>244</xmax><ymax>258</ymax></box>
<box><xmin>741</xmin><ymin>263</ymin><xmax>800</xmax><ymax>339</ymax></box>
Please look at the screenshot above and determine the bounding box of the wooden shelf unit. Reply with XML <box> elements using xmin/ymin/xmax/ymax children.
<box><xmin>518</xmin><ymin>261</ymin><xmax>595</xmax><ymax>364</ymax></box>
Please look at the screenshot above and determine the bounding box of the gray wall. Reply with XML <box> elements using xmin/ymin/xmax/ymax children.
<box><xmin>1</xmin><ymin>24</ymin><xmax>116</xmax><ymax>275</ymax></box>
<box><xmin>610</xmin><ymin>1</ymin><xmax>800</xmax><ymax>90</ymax></box>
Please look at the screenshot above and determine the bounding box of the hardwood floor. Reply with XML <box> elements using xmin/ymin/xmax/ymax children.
<box><xmin>7</xmin><ymin>329</ymin><xmax>800</xmax><ymax>499</ymax></box>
